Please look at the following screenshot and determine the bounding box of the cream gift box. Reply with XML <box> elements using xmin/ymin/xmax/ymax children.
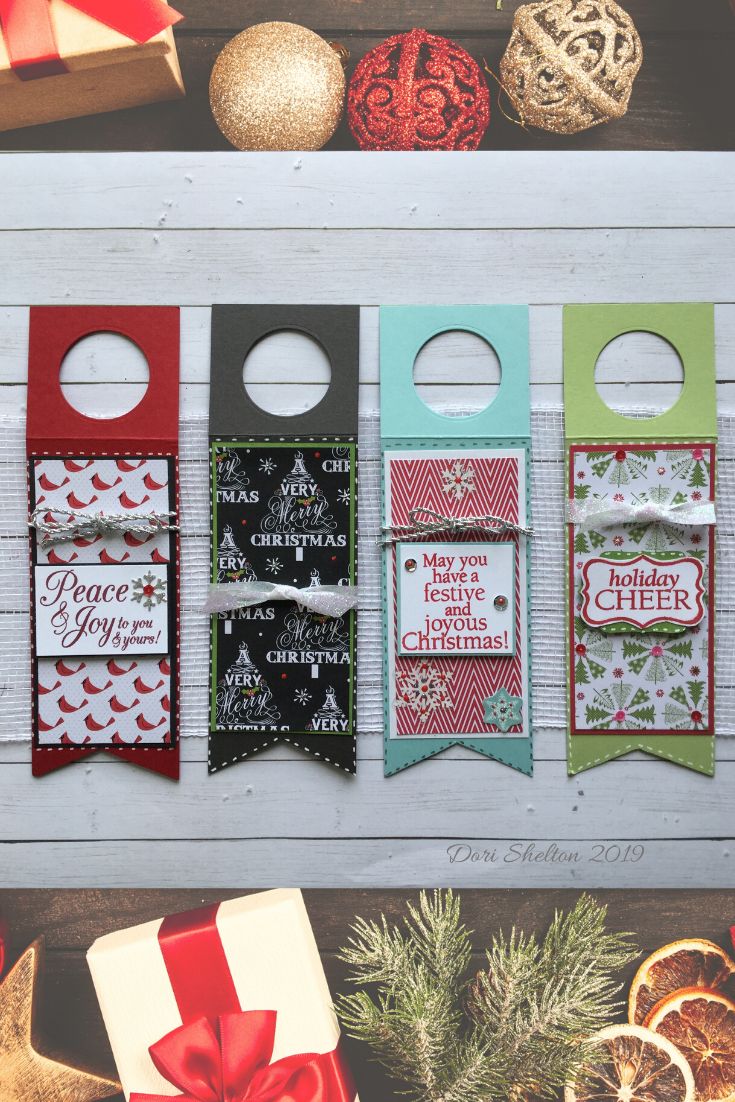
<box><xmin>87</xmin><ymin>889</ymin><xmax>358</xmax><ymax>1100</ymax></box>
<box><xmin>0</xmin><ymin>0</ymin><xmax>184</xmax><ymax>133</ymax></box>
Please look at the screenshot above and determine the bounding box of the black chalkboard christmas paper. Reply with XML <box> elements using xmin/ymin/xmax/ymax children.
<box><xmin>208</xmin><ymin>306</ymin><xmax>359</xmax><ymax>775</ymax></box>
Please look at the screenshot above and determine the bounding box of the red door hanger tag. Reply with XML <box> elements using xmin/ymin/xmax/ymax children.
<box><xmin>27</xmin><ymin>307</ymin><xmax>181</xmax><ymax>778</ymax></box>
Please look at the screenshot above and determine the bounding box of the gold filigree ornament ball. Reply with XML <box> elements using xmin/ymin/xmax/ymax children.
<box><xmin>209</xmin><ymin>21</ymin><xmax>347</xmax><ymax>151</ymax></box>
<box><xmin>499</xmin><ymin>0</ymin><xmax>643</xmax><ymax>135</ymax></box>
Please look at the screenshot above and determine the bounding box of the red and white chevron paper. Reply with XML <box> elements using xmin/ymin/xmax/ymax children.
<box><xmin>385</xmin><ymin>449</ymin><xmax>528</xmax><ymax>738</ymax></box>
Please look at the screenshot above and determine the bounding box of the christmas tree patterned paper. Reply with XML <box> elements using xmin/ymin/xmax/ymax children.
<box><xmin>565</xmin><ymin>303</ymin><xmax>717</xmax><ymax>776</ymax></box>
<box><xmin>571</xmin><ymin>445</ymin><xmax>712</xmax><ymax>739</ymax></box>
<box><xmin>308</xmin><ymin>685</ymin><xmax>350</xmax><ymax>733</ymax></box>
<box><xmin>216</xmin><ymin>525</ymin><xmax>257</xmax><ymax>584</ymax></box>
<box><xmin>210</xmin><ymin>441</ymin><xmax>357</xmax><ymax>772</ymax></box>
<box><xmin>215</xmin><ymin>641</ymin><xmax>281</xmax><ymax>729</ymax></box>
<box><xmin>262</xmin><ymin>451</ymin><xmax>338</xmax><ymax>538</ymax></box>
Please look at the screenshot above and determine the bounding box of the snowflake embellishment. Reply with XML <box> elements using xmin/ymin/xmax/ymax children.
<box><xmin>294</xmin><ymin>688</ymin><xmax>311</xmax><ymax>706</ymax></box>
<box><xmin>259</xmin><ymin>457</ymin><xmax>276</xmax><ymax>474</ymax></box>
<box><xmin>265</xmin><ymin>557</ymin><xmax>282</xmax><ymax>575</ymax></box>
<box><xmin>337</xmin><ymin>488</ymin><xmax>351</xmax><ymax>505</ymax></box>
<box><xmin>396</xmin><ymin>661</ymin><xmax>453</xmax><ymax>718</ymax></box>
<box><xmin>441</xmin><ymin>460</ymin><xmax>476</xmax><ymax>501</ymax></box>
<box><xmin>483</xmin><ymin>687</ymin><xmax>523</xmax><ymax>733</ymax></box>
<box><xmin>131</xmin><ymin>571</ymin><xmax>166</xmax><ymax>610</ymax></box>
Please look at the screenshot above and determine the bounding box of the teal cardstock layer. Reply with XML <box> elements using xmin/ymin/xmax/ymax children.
<box><xmin>380</xmin><ymin>306</ymin><xmax>533</xmax><ymax>777</ymax></box>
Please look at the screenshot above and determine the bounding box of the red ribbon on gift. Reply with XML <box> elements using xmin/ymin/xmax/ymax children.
<box><xmin>128</xmin><ymin>903</ymin><xmax>356</xmax><ymax>1102</ymax></box>
<box><xmin>0</xmin><ymin>0</ymin><xmax>183</xmax><ymax>80</ymax></box>
<box><xmin>130</xmin><ymin>1010</ymin><xmax>355</xmax><ymax>1102</ymax></box>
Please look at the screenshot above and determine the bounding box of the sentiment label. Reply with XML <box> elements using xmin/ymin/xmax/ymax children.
<box><xmin>397</xmin><ymin>541</ymin><xmax>516</xmax><ymax>657</ymax></box>
<box><xmin>35</xmin><ymin>564</ymin><xmax>169</xmax><ymax>657</ymax></box>
<box><xmin>580</xmin><ymin>553</ymin><xmax>705</xmax><ymax>631</ymax></box>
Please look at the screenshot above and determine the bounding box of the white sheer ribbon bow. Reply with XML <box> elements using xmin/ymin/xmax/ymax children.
<box><xmin>568</xmin><ymin>497</ymin><xmax>716</xmax><ymax>531</ymax></box>
<box><xmin>204</xmin><ymin>580</ymin><xmax>358</xmax><ymax>618</ymax></box>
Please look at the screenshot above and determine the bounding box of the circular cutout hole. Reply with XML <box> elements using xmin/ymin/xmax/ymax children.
<box><xmin>60</xmin><ymin>332</ymin><xmax>150</xmax><ymax>419</ymax></box>
<box><xmin>413</xmin><ymin>330</ymin><xmax>501</xmax><ymax>416</ymax></box>
<box><xmin>594</xmin><ymin>331</ymin><xmax>684</xmax><ymax>419</ymax></box>
<box><xmin>243</xmin><ymin>330</ymin><xmax>331</xmax><ymax>416</ymax></box>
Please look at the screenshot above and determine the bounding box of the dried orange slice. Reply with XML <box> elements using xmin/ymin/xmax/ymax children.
<box><xmin>645</xmin><ymin>988</ymin><xmax>735</xmax><ymax>1101</ymax></box>
<box><xmin>565</xmin><ymin>1023</ymin><xmax>695</xmax><ymax>1102</ymax></box>
<box><xmin>629</xmin><ymin>940</ymin><xmax>735</xmax><ymax>1026</ymax></box>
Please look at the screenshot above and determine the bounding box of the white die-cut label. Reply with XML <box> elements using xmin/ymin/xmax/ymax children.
<box><xmin>35</xmin><ymin>564</ymin><xmax>168</xmax><ymax>657</ymax></box>
<box><xmin>580</xmin><ymin>553</ymin><xmax>705</xmax><ymax>631</ymax></box>
<box><xmin>397</xmin><ymin>541</ymin><xmax>516</xmax><ymax>657</ymax></box>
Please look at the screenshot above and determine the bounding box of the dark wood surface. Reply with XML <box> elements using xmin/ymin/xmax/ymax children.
<box><xmin>0</xmin><ymin>889</ymin><xmax>733</xmax><ymax>1101</ymax></box>
<box><xmin>0</xmin><ymin>1</ymin><xmax>733</xmax><ymax>151</ymax></box>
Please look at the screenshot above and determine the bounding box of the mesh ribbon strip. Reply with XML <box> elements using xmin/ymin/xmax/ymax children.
<box><xmin>2</xmin><ymin>407</ymin><xmax>734</xmax><ymax>741</ymax></box>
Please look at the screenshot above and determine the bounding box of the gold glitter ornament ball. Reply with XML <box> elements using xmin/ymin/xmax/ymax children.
<box><xmin>209</xmin><ymin>22</ymin><xmax>346</xmax><ymax>151</ymax></box>
<box><xmin>500</xmin><ymin>0</ymin><xmax>643</xmax><ymax>135</ymax></box>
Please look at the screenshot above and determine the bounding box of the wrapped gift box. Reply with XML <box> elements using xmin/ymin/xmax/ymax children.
<box><xmin>0</xmin><ymin>0</ymin><xmax>184</xmax><ymax>132</ymax></box>
<box><xmin>87</xmin><ymin>889</ymin><xmax>357</xmax><ymax>1101</ymax></box>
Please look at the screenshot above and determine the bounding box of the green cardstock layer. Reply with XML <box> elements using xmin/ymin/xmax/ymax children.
<box><xmin>564</xmin><ymin>304</ymin><xmax>717</xmax><ymax>777</ymax></box>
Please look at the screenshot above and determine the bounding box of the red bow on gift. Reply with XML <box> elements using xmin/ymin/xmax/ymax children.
<box><xmin>130</xmin><ymin>1010</ymin><xmax>355</xmax><ymax>1102</ymax></box>
<box><xmin>0</xmin><ymin>0</ymin><xmax>183</xmax><ymax>79</ymax></box>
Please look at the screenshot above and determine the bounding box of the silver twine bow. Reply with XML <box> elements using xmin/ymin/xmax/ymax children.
<box><xmin>29</xmin><ymin>507</ymin><xmax>178</xmax><ymax>546</ymax></box>
<box><xmin>567</xmin><ymin>497</ymin><xmax>716</xmax><ymax>531</ymax></box>
<box><xmin>382</xmin><ymin>506</ymin><xmax>532</xmax><ymax>545</ymax></box>
<box><xmin>204</xmin><ymin>580</ymin><xmax>358</xmax><ymax>618</ymax></box>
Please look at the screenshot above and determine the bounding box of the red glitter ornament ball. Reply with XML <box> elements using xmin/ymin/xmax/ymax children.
<box><xmin>348</xmin><ymin>28</ymin><xmax>490</xmax><ymax>151</ymax></box>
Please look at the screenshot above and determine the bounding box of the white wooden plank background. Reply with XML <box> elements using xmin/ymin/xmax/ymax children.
<box><xmin>0</xmin><ymin>150</ymin><xmax>733</xmax><ymax>889</ymax></box>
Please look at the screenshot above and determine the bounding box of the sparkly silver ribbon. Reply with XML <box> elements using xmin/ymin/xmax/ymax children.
<box><xmin>204</xmin><ymin>580</ymin><xmax>358</xmax><ymax>617</ymax></box>
<box><xmin>29</xmin><ymin>506</ymin><xmax>178</xmax><ymax>546</ymax></box>
<box><xmin>568</xmin><ymin>498</ymin><xmax>716</xmax><ymax>531</ymax></box>
<box><xmin>382</xmin><ymin>506</ymin><xmax>532</xmax><ymax>544</ymax></box>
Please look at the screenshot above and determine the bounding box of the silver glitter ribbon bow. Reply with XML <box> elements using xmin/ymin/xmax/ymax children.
<box><xmin>204</xmin><ymin>581</ymin><xmax>358</xmax><ymax>618</ymax></box>
<box><xmin>382</xmin><ymin>506</ymin><xmax>533</xmax><ymax>544</ymax></box>
<box><xmin>567</xmin><ymin>497</ymin><xmax>716</xmax><ymax>531</ymax></box>
<box><xmin>29</xmin><ymin>506</ymin><xmax>178</xmax><ymax>546</ymax></box>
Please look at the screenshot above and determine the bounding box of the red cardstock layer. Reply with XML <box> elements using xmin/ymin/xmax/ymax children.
<box><xmin>27</xmin><ymin>307</ymin><xmax>181</xmax><ymax>778</ymax></box>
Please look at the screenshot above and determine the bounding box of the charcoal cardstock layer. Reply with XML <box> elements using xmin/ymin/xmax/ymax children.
<box><xmin>208</xmin><ymin>306</ymin><xmax>359</xmax><ymax>775</ymax></box>
<box><xmin>565</xmin><ymin>304</ymin><xmax>717</xmax><ymax>777</ymax></box>
<box><xmin>381</xmin><ymin>306</ymin><xmax>533</xmax><ymax>777</ymax></box>
<box><xmin>26</xmin><ymin>307</ymin><xmax>181</xmax><ymax>778</ymax></box>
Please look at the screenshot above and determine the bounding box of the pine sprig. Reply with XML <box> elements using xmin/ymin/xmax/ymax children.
<box><xmin>338</xmin><ymin>891</ymin><xmax>474</xmax><ymax>1100</ymax></box>
<box><xmin>337</xmin><ymin>892</ymin><xmax>638</xmax><ymax>1102</ymax></box>
<box><xmin>467</xmin><ymin>895</ymin><xmax>638</xmax><ymax>1099</ymax></box>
